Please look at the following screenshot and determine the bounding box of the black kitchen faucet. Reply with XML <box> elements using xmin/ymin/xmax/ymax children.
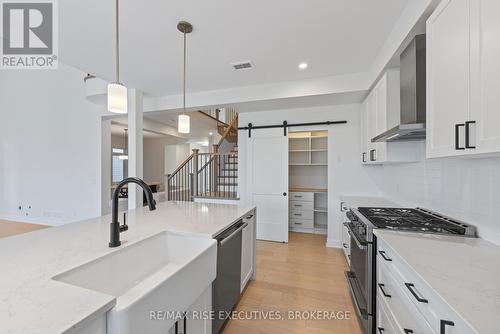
<box><xmin>109</xmin><ymin>177</ymin><xmax>156</xmax><ymax>248</ymax></box>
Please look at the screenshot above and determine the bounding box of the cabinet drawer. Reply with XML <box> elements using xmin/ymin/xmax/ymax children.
<box><xmin>289</xmin><ymin>218</ymin><xmax>313</xmax><ymax>229</ymax></box>
<box><xmin>289</xmin><ymin>192</ymin><xmax>313</xmax><ymax>202</ymax></box>
<box><xmin>289</xmin><ymin>200</ymin><xmax>313</xmax><ymax>211</ymax></box>
<box><xmin>289</xmin><ymin>209</ymin><xmax>313</xmax><ymax>220</ymax></box>
<box><xmin>376</xmin><ymin>290</ymin><xmax>399</xmax><ymax>334</ymax></box>
<box><xmin>378</xmin><ymin>238</ymin><xmax>473</xmax><ymax>334</ymax></box>
<box><xmin>377</xmin><ymin>261</ymin><xmax>435</xmax><ymax>334</ymax></box>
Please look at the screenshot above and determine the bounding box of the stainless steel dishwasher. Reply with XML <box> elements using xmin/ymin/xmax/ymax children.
<box><xmin>212</xmin><ymin>220</ymin><xmax>246</xmax><ymax>334</ymax></box>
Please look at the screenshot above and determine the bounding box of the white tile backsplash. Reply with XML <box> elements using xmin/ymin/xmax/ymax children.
<box><xmin>371</xmin><ymin>154</ymin><xmax>500</xmax><ymax>245</ymax></box>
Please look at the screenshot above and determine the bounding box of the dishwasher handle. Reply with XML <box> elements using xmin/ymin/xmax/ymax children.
<box><xmin>218</xmin><ymin>222</ymin><xmax>248</xmax><ymax>247</ymax></box>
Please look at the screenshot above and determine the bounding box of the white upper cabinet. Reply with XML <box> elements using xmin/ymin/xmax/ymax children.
<box><xmin>427</xmin><ymin>0</ymin><xmax>500</xmax><ymax>158</ymax></box>
<box><xmin>470</xmin><ymin>0</ymin><xmax>500</xmax><ymax>154</ymax></box>
<box><xmin>366</xmin><ymin>89</ymin><xmax>378</xmax><ymax>161</ymax></box>
<box><xmin>360</xmin><ymin>101</ymin><xmax>368</xmax><ymax>163</ymax></box>
<box><xmin>427</xmin><ymin>0</ymin><xmax>471</xmax><ymax>158</ymax></box>
<box><xmin>360</xmin><ymin>69</ymin><xmax>421</xmax><ymax>164</ymax></box>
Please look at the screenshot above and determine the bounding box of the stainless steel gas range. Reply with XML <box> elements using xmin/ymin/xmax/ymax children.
<box><xmin>344</xmin><ymin>207</ymin><xmax>476</xmax><ymax>334</ymax></box>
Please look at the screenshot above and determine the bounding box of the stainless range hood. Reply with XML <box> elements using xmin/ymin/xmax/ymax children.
<box><xmin>372</xmin><ymin>34</ymin><xmax>426</xmax><ymax>142</ymax></box>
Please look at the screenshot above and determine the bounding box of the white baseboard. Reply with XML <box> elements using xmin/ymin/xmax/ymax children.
<box><xmin>326</xmin><ymin>238</ymin><xmax>341</xmax><ymax>248</ymax></box>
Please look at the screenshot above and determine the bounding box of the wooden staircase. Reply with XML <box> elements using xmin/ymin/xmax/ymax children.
<box><xmin>198</xmin><ymin>107</ymin><xmax>238</xmax><ymax>144</ymax></box>
<box><xmin>167</xmin><ymin>110</ymin><xmax>239</xmax><ymax>201</ymax></box>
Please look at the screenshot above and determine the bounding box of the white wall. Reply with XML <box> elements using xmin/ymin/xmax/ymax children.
<box><xmin>0</xmin><ymin>63</ymin><xmax>105</xmax><ymax>225</ymax></box>
<box><xmin>165</xmin><ymin>144</ymin><xmax>191</xmax><ymax>175</ymax></box>
<box><xmin>370</xmin><ymin>155</ymin><xmax>500</xmax><ymax>245</ymax></box>
<box><xmin>143</xmin><ymin>138</ymin><xmax>169</xmax><ymax>186</ymax></box>
<box><xmin>238</xmin><ymin>104</ymin><xmax>381</xmax><ymax>247</ymax></box>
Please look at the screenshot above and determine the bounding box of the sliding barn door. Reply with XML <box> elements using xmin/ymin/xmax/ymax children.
<box><xmin>248</xmin><ymin>128</ymin><xmax>288</xmax><ymax>242</ymax></box>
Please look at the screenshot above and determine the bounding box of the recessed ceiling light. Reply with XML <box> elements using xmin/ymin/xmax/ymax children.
<box><xmin>298</xmin><ymin>62</ymin><xmax>308</xmax><ymax>70</ymax></box>
<box><xmin>209</xmin><ymin>132</ymin><xmax>213</xmax><ymax>136</ymax></box>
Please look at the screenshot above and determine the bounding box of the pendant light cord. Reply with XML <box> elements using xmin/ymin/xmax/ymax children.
<box><xmin>115</xmin><ymin>0</ymin><xmax>120</xmax><ymax>84</ymax></box>
<box><xmin>183</xmin><ymin>31</ymin><xmax>186</xmax><ymax>112</ymax></box>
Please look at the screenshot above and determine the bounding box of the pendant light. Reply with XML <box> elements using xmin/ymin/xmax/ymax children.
<box><xmin>118</xmin><ymin>128</ymin><xmax>129</xmax><ymax>160</ymax></box>
<box><xmin>177</xmin><ymin>21</ymin><xmax>193</xmax><ymax>134</ymax></box>
<box><xmin>107</xmin><ymin>0</ymin><xmax>127</xmax><ymax>114</ymax></box>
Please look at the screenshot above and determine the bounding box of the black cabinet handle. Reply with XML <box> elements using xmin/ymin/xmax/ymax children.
<box><xmin>379</xmin><ymin>250</ymin><xmax>392</xmax><ymax>261</ymax></box>
<box><xmin>455</xmin><ymin>123</ymin><xmax>465</xmax><ymax>150</ymax></box>
<box><xmin>340</xmin><ymin>201</ymin><xmax>346</xmax><ymax>212</ymax></box>
<box><xmin>175</xmin><ymin>314</ymin><xmax>187</xmax><ymax>334</ymax></box>
<box><xmin>362</xmin><ymin>152</ymin><xmax>367</xmax><ymax>163</ymax></box>
<box><xmin>377</xmin><ymin>328</ymin><xmax>384</xmax><ymax>334</ymax></box>
<box><xmin>465</xmin><ymin>121</ymin><xmax>476</xmax><ymax>149</ymax></box>
<box><xmin>370</xmin><ymin>149</ymin><xmax>377</xmax><ymax>161</ymax></box>
<box><xmin>440</xmin><ymin>320</ymin><xmax>455</xmax><ymax>334</ymax></box>
<box><xmin>404</xmin><ymin>329</ymin><xmax>413</xmax><ymax>334</ymax></box>
<box><xmin>283</xmin><ymin>192</ymin><xmax>287</xmax><ymax>196</ymax></box>
<box><xmin>405</xmin><ymin>283</ymin><xmax>428</xmax><ymax>303</ymax></box>
<box><xmin>342</xmin><ymin>243</ymin><xmax>348</xmax><ymax>248</ymax></box>
<box><xmin>378</xmin><ymin>283</ymin><xmax>391</xmax><ymax>298</ymax></box>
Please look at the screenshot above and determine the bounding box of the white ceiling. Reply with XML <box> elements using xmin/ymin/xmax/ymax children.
<box><xmin>144</xmin><ymin>111</ymin><xmax>220</xmax><ymax>139</ymax></box>
<box><xmin>60</xmin><ymin>0</ymin><xmax>408</xmax><ymax>97</ymax></box>
<box><xmin>110</xmin><ymin>111</ymin><xmax>219</xmax><ymax>141</ymax></box>
<box><xmin>111</xmin><ymin>122</ymin><xmax>168</xmax><ymax>139</ymax></box>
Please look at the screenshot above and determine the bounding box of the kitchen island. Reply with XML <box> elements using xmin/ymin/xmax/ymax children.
<box><xmin>0</xmin><ymin>201</ymin><xmax>256</xmax><ymax>334</ymax></box>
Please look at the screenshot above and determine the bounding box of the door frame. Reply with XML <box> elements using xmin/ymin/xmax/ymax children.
<box><xmin>287</xmin><ymin>125</ymin><xmax>330</xmax><ymax>238</ymax></box>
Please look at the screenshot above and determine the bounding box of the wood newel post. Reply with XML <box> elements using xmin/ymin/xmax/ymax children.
<box><xmin>192</xmin><ymin>149</ymin><xmax>199</xmax><ymax>198</ymax></box>
<box><xmin>167</xmin><ymin>174</ymin><xmax>171</xmax><ymax>201</ymax></box>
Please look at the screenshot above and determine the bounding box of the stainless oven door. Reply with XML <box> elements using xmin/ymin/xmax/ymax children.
<box><xmin>345</xmin><ymin>223</ymin><xmax>372</xmax><ymax>334</ymax></box>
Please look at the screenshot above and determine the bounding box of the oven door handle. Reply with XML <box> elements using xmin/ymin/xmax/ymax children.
<box><xmin>344</xmin><ymin>223</ymin><xmax>367</xmax><ymax>250</ymax></box>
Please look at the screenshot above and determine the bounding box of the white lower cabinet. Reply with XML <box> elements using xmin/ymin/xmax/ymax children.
<box><xmin>241</xmin><ymin>210</ymin><xmax>256</xmax><ymax>292</ymax></box>
<box><xmin>167</xmin><ymin>286</ymin><xmax>212</xmax><ymax>334</ymax></box>
<box><xmin>377</xmin><ymin>262</ymin><xmax>435</xmax><ymax>334</ymax></box>
<box><xmin>340</xmin><ymin>201</ymin><xmax>350</xmax><ymax>264</ymax></box>
<box><xmin>377</xmin><ymin>238</ymin><xmax>475</xmax><ymax>334</ymax></box>
<box><xmin>288</xmin><ymin>191</ymin><xmax>327</xmax><ymax>234</ymax></box>
<box><xmin>376</xmin><ymin>291</ymin><xmax>399</xmax><ymax>334</ymax></box>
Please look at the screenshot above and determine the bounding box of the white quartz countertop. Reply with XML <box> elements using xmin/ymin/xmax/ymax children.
<box><xmin>340</xmin><ymin>195</ymin><xmax>398</xmax><ymax>209</ymax></box>
<box><xmin>0</xmin><ymin>201</ymin><xmax>255</xmax><ymax>334</ymax></box>
<box><xmin>374</xmin><ymin>230</ymin><xmax>500</xmax><ymax>334</ymax></box>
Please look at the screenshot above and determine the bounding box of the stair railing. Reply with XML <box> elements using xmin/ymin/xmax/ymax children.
<box><xmin>167</xmin><ymin>110</ymin><xmax>239</xmax><ymax>202</ymax></box>
<box><xmin>197</xmin><ymin>152</ymin><xmax>238</xmax><ymax>199</ymax></box>
<box><xmin>214</xmin><ymin>112</ymin><xmax>238</xmax><ymax>154</ymax></box>
<box><xmin>167</xmin><ymin>150</ymin><xmax>238</xmax><ymax>201</ymax></box>
<box><xmin>167</xmin><ymin>149</ymin><xmax>199</xmax><ymax>201</ymax></box>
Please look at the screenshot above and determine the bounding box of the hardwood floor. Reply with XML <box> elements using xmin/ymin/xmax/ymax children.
<box><xmin>0</xmin><ymin>220</ymin><xmax>49</xmax><ymax>239</ymax></box>
<box><xmin>223</xmin><ymin>232</ymin><xmax>362</xmax><ymax>334</ymax></box>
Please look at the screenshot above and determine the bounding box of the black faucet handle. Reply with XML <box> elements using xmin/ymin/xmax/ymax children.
<box><xmin>120</xmin><ymin>212</ymin><xmax>128</xmax><ymax>232</ymax></box>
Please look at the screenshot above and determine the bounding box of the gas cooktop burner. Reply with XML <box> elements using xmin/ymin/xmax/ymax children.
<box><xmin>357</xmin><ymin>207</ymin><xmax>473</xmax><ymax>236</ymax></box>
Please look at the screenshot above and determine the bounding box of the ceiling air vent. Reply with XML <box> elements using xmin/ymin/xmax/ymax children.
<box><xmin>231</xmin><ymin>61</ymin><xmax>254</xmax><ymax>71</ymax></box>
